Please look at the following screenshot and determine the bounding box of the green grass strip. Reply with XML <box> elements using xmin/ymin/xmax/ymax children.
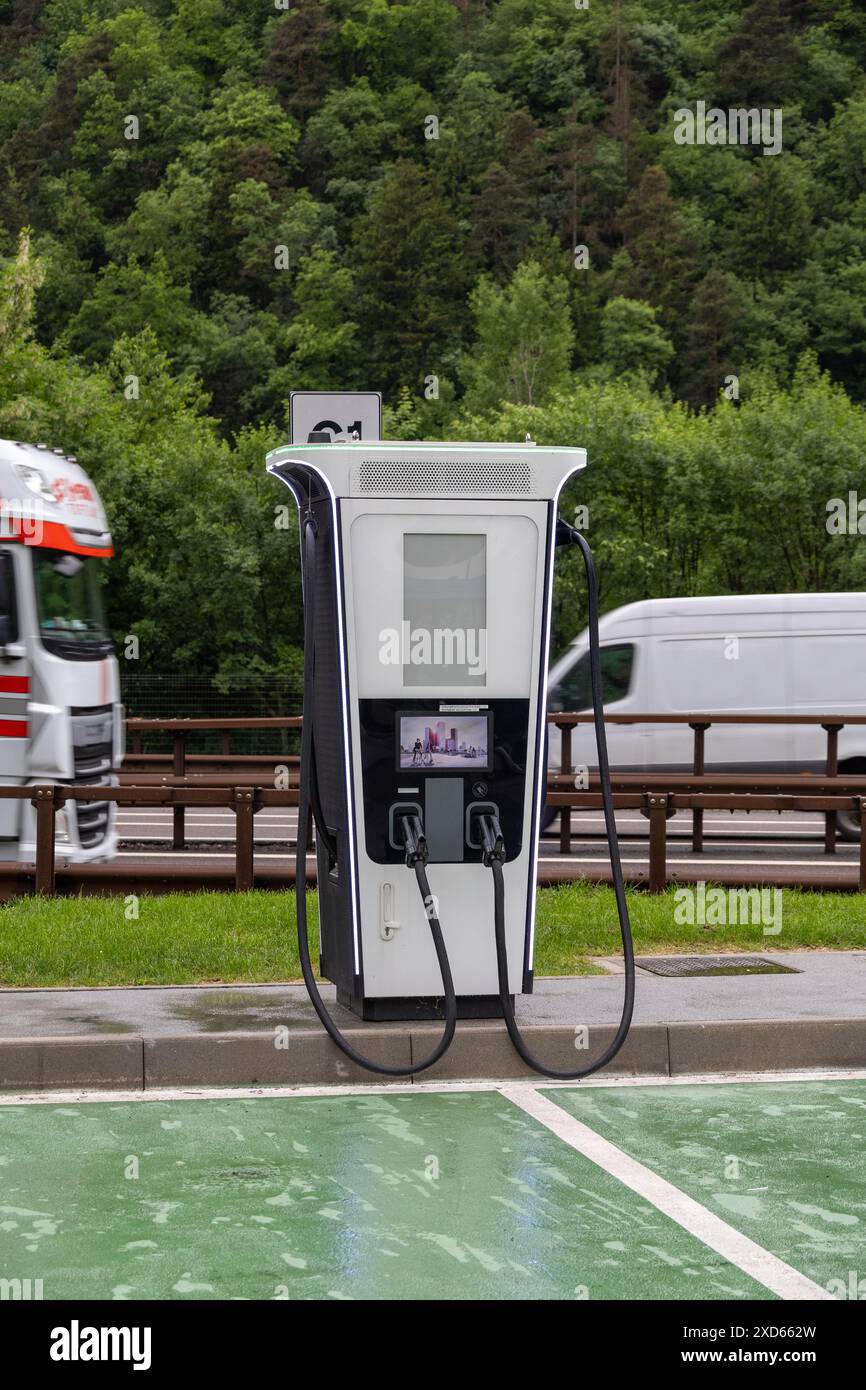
<box><xmin>0</xmin><ymin>884</ymin><xmax>861</xmax><ymax>987</ymax></box>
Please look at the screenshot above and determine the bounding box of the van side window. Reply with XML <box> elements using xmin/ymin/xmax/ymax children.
<box><xmin>0</xmin><ymin>552</ymin><xmax>18</xmax><ymax>642</ymax></box>
<box><xmin>559</xmin><ymin>642</ymin><xmax>634</xmax><ymax>709</ymax></box>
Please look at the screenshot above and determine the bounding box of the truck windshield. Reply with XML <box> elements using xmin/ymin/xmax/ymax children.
<box><xmin>32</xmin><ymin>550</ymin><xmax>114</xmax><ymax>660</ymax></box>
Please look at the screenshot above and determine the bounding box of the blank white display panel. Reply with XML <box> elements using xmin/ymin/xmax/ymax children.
<box><xmin>403</xmin><ymin>532</ymin><xmax>486</xmax><ymax>687</ymax></box>
<box><xmin>349</xmin><ymin>510</ymin><xmax>540</xmax><ymax>699</ymax></box>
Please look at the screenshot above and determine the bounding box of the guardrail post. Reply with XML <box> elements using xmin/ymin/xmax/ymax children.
<box><xmin>690</xmin><ymin>722</ymin><xmax>709</xmax><ymax>854</ymax></box>
<box><xmin>646</xmin><ymin>793</ymin><xmax>668</xmax><ymax>893</ymax></box>
<box><xmin>822</xmin><ymin>723</ymin><xmax>842</xmax><ymax>855</ymax></box>
<box><xmin>859</xmin><ymin>800</ymin><xmax>866</xmax><ymax>893</ymax></box>
<box><xmin>234</xmin><ymin>787</ymin><xmax>256</xmax><ymax>890</ymax></box>
<box><xmin>558</xmin><ymin>721</ymin><xmax>573</xmax><ymax>855</ymax></box>
<box><xmin>172</xmin><ymin>731</ymin><xmax>186</xmax><ymax>850</ymax></box>
<box><xmin>31</xmin><ymin>785</ymin><xmax>63</xmax><ymax>896</ymax></box>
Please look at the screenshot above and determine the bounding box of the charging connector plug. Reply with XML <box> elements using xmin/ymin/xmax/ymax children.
<box><xmin>478</xmin><ymin>813</ymin><xmax>506</xmax><ymax>866</ymax></box>
<box><xmin>400</xmin><ymin>813</ymin><xmax>428</xmax><ymax>868</ymax></box>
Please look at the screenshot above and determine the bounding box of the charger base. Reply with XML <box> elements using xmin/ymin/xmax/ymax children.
<box><xmin>338</xmin><ymin>991</ymin><xmax>513</xmax><ymax>1022</ymax></box>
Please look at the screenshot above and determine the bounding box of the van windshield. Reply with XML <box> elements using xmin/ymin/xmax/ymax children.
<box><xmin>32</xmin><ymin>550</ymin><xmax>114</xmax><ymax>660</ymax></box>
<box><xmin>556</xmin><ymin>642</ymin><xmax>634</xmax><ymax>709</ymax></box>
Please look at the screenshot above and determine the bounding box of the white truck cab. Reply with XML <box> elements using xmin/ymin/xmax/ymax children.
<box><xmin>0</xmin><ymin>438</ymin><xmax>122</xmax><ymax>861</ymax></box>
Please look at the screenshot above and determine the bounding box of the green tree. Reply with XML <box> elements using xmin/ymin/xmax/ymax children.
<box><xmin>0</xmin><ymin>228</ymin><xmax>43</xmax><ymax>343</ymax></box>
<box><xmin>600</xmin><ymin>296</ymin><xmax>674</xmax><ymax>380</ymax></box>
<box><xmin>63</xmin><ymin>252</ymin><xmax>193</xmax><ymax>363</ymax></box>
<box><xmin>109</xmin><ymin>167</ymin><xmax>212</xmax><ymax>282</ymax></box>
<box><xmin>262</xmin><ymin>3</ymin><xmax>341</xmax><ymax>121</ymax></box>
<box><xmin>679</xmin><ymin>269</ymin><xmax>752</xmax><ymax>408</ymax></box>
<box><xmin>275</xmin><ymin>249</ymin><xmax>361</xmax><ymax>393</ymax></box>
<box><xmin>736</xmin><ymin>159</ymin><xmax>813</xmax><ymax>278</ymax></box>
<box><xmin>461</xmin><ymin>259</ymin><xmax>575</xmax><ymax>410</ymax></box>
<box><xmin>339</xmin><ymin>0</ymin><xmax>458</xmax><ymax>91</ymax></box>
<box><xmin>302</xmin><ymin>80</ymin><xmax>398</xmax><ymax>186</ymax></box>
<box><xmin>618</xmin><ymin>165</ymin><xmax>701</xmax><ymax>330</ymax></box>
<box><xmin>178</xmin><ymin>294</ymin><xmax>283</xmax><ymax>436</ymax></box>
<box><xmin>713</xmin><ymin>0</ymin><xmax>801</xmax><ymax>108</ymax></box>
<box><xmin>353</xmin><ymin>160</ymin><xmax>468</xmax><ymax>391</ymax></box>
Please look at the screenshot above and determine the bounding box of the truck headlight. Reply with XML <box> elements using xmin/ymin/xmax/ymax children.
<box><xmin>14</xmin><ymin>464</ymin><xmax>55</xmax><ymax>503</ymax></box>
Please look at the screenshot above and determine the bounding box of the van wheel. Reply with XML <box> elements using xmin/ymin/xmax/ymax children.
<box><xmin>837</xmin><ymin>807</ymin><xmax>861</xmax><ymax>841</ymax></box>
<box><xmin>839</xmin><ymin>811</ymin><xmax>861</xmax><ymax>839</ymax></box>
<box><xmin>837</xmin><ymin>761</ymin><xmax>864</xmax><ymax>841</ymax></box>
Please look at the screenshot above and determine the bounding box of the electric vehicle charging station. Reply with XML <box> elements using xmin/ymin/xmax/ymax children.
<box><xmin>267</xmin><ymin>434</ymin><xmax>634</xmax><ymax>1078</ymax></box>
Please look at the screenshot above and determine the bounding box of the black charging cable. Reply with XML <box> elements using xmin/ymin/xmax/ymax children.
<box><xmin>478</xmin><ymin>520</ymin><xmax>636</xmax><ymax>1079</ymax></box>
<box><xmin>295</xmin><ymin>514</ymin><xmax>457</xmax><ymax>1075</ymax></box>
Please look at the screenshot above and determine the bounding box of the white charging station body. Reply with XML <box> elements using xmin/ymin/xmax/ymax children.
<box><xmin>268</xmin><ymin>441</ymin><xmax>585</xmax><ymax>1020</ymax></box>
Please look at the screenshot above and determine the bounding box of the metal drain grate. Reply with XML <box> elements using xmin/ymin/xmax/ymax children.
<box><xmin>635</xmin><ymin>955</ymin><xmax>800</xmax><ymax>978</ymax></box>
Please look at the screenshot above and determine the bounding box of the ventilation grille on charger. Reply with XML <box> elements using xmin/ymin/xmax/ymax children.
<box><xmin>357</xmin><ymin>458</ymin><xmax>533</xmax><ymax>495</ymax></box>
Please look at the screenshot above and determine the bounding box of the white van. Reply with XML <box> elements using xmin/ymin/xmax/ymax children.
<box><xmin>546</xmin><ymin>593</ymin><xmax>866</xmax><ymax>839</ymax></box>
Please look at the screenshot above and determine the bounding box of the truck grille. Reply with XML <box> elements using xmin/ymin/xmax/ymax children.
<box><xmin>68</xmin><ymin>773</ymin><xmax>112</xmax><ymax>848</ymax></box>
<box><xmin>69</xmin><ymin>704</ymin><xmax>115</xmax><ymax>845</ymax></box>
<box><xmin>70</xmin><ymin>703</ymin><xmax>114</xmax><ymax>779</ymax></box>
<box><xmin>74</xmin><ymin>805</ymin><xmax>110</xmax><ymax>848</ymax></box>
<box><xmin>72</xmin><ymin>740</ymin><xmax>113</xmax><ymax>778</ymax></box>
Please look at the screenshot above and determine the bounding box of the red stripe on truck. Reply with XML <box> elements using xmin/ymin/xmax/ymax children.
<box><xmin>0</xmin><ymin>676</ymin><xmax>28</xmax><ymax>693</ymax></box>
<box><xmin>3</xmin><ymin>518</ymin><xmax>113</xmax><ymax>558</ymax></box>
<box><xmin>0</xmin><ymin>719</ymin><xmax>27</xmax><ymax>737</ymax></box>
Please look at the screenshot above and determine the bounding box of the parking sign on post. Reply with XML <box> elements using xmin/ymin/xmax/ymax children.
<box><xmin>290</xmin><ymin>391</ymin><xmax>382</xmax><ymax>445</ymax></box>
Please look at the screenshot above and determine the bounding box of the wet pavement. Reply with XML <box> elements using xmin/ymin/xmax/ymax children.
<box><xmin>0</xmin><ymin>950</ymin><xmax>864</xmax><ymax>1037</ymax></box>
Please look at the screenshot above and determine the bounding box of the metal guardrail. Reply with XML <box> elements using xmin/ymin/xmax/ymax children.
<box><xmin>1</xmin><ymin>784</ymin><xmax>296</xmax><ymax>897</ymax></box>
<box><xmin>546</xmin><ymin>774</ymin><xmax>866</xmax><ymax>891</ymax></box>
<box><xmin>126</xmin><ymin>718</ymin><xmax>301</xmax><ymax>850</ymax></box>
<box><xmin>0</xmin><ymin>771</ymin><xmax>865</xmax><ymax>898</ymax></box>
<box><xmin>126</xmin><ymin>711</ymin><xmax>866</xmax><ymax>856</ymax></box>
<box><xmin>0</xmin><ymin>711</ymin><xmax>844</xmax><ymax>901</ymax></box>
<box><xmin>550</xmin><ymin>711</ymin><xmax>866</xmax><ymax>858</ymax></box>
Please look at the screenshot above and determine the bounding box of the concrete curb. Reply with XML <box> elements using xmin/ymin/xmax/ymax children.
<box><xmin>0</xmin><ymin>1036</ymin><xmax>143</xmax><ymax>1091</ymax></box>
<box><xmin>2</xmin><ymin>1018</ymin><xmax>866</xmax><ymax>1089</ymax></box>
<box><xmin>667</xmin><ymin>1018</ymin><xmax>866</xmax><ymax>1074</ymax></box>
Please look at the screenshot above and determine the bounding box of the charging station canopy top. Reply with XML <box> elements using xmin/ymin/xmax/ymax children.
<box><xmin>266</xmin><ymin>438</ymin><xmax>586</xmax><ymax>501</ymax></box>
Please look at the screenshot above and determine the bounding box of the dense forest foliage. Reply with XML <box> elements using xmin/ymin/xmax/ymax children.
<box><xmin>1</xmin><ymin>0</ymin><xmax>866</xmax><ymax>691</ymax></box>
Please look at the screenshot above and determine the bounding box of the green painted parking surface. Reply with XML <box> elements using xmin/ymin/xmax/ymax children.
<box><xmin>0</xmin><ymin>1090</ymin><xmax>770</xmax><ymax>1301</ymax></box>
<box><xmin>545</xmin><ymin>1080</ymin><xmax>866</xmax><ymax>1298</ymax></box>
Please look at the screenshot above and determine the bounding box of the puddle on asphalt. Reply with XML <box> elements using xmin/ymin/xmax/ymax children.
<box><xmin>57</xmin><ymin>1014</ymin><xmax>137</xmax><ymax>1033</ymax></box>
<box><xmin>168</xmin><ymin>992</ymin><xmax>311</xmax><ymax>1032</ymax></box>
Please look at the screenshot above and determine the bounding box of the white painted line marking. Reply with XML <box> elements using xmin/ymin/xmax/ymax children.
<box><xmin>112</xmin><ymin>849</ymin><xmax>852</xmax><ymax>867</ymax></box>
<box><xmin>115</xmin><ymin>851</ymin><xmax>297</xmax><ymax>861</ymax></box>
<box><xmin>556</xmin><ymin>816</ymin><xmax>825</xmax><ymax>826</ymax></box>
<box><xmin>2</xmin><ymin>1067</ymin><xmax>865</xmax><ymax>1106</ymax></box>
<box><xmin>500</xmin><ymin>1084</ymin><xmax>835</xmax><ymax>1301</ymax></box>
<box><xmin>537</xmin><ymin>855</ymin><xmax>856</xmax><ymax>868</ymax></box>
<box><xmin>115</xmin><ymin>811</ymin><xmax>294</xmax><ymax>822</ymax></box>
<box><xmin>116</xmin><ymin>813</ymin><xmax>296</xmax><ymax>821</ymax></box>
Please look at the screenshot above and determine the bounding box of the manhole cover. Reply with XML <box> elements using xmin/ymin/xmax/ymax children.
<box><xmin>635</xmin><ymin>956</ymin><xmax>800</xmax><ymax>978</ymax></box>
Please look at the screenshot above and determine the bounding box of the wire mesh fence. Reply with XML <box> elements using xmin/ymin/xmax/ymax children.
<box><xmin>121</xmin><ymin>674</ymin><xmax>304</xmax><ymax>754</ymax></box>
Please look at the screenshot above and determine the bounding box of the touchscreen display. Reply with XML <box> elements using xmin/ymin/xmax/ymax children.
<box><xmin>397</xmin><ymin>712</ymin><xmax>490</xmax><ymax>771</ymax></box>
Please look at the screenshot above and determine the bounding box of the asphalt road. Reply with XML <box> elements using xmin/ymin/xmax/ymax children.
<box><xmin>114</xmin><ymin>807</ymin><xmax>861</xmax><ymax>882</ymax></box>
